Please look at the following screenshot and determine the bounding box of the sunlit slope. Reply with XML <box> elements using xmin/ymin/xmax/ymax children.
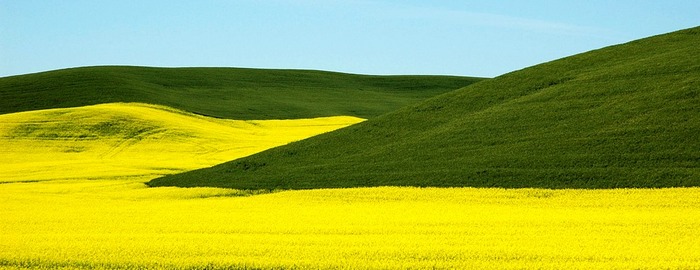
<box><xmin>0</xmin><ymin>103</ymin><xmax>363</xmax><ymax>182</ymax></box>
<box><xmin>150</xmin><ymin>26</ymin><xmax>700</xmax><ymax>189</ymax></box>
<box><xmin>0</xmin><ymin>66</ymin><xmax>483</xmax><ymax>120</ymax></box>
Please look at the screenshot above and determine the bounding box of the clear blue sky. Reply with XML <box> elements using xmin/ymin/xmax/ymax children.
<box><xmin>1</xmin><ymin>0</ymin><xmax>699</xmax><ymax>78</ymax></box>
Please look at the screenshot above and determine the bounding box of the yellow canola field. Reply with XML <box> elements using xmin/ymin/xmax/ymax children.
<box><xmin>0</xmin><ymin>102</ymin><xmax>364</xmax><ymax>182</ymax></box>
<box><xmin>2</xmin><ymin>102</ymin><xmax>700</xmax><ymax>269</ymax></box>
<box><xmin>1</xmin><ymin>183</ymin><xmax>699</xmax><ymax>269</ymax></box>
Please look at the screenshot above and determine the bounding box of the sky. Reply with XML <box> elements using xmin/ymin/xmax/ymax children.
<box><xmin>1</xmin><ymin>0</ymin><xmax>699</xmax><ymax>78</ymax></box>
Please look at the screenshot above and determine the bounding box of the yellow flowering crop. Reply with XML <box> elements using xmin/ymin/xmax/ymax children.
<box><xmin>1</xmin><ymin>183</ymin><xmax>699</xmax><ymax>269</ymax></box>
<box><xmin>0</xmin><ymin>103</ymin><xmax>363</xmax><ymax>182</ymax></box>
<box><xmin>1</xmin><ymin>103</ymin><xmax>699</xmax><ymax>269</ymax></box>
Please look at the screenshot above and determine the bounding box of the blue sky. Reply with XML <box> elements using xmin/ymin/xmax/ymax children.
<box><xmin>1</xmin><ymin>0</ymin><xmax>699</xmax><ymax>78</ymax></box>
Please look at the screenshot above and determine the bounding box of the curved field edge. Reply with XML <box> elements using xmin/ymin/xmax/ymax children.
<box><xmin>1</xmin><ymin>184</ymin><xmax>699</xmax><ymax>269</ymax></box>
<box><xmin>0</xmin><ymin>102</ymin><xmax>364</xmax><ymax>183</ymax></box>
<box><xmin>0</xmin><ymin>66</ymin><xmax>484</xmax><ymax>120</ymax></box>
<box><xmin>149</xmin><ymin>26</ymin><xmax>700</xmax><ymax>190</ymax></box>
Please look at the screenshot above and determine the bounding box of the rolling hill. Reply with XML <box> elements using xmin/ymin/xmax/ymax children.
<box><xmin>0</xmin><ymin>66</ymin><xmax>482</xmax><ymax>120</ymax></box>
<box><xmin>149</xmin><ymin>26</ymin><xmax>700</xmax><ymax>189</ymax></box>
<box><xmin>0</xmin><ymin>103</ymin><xmax>362</xmax><ymax>183</ymax></box>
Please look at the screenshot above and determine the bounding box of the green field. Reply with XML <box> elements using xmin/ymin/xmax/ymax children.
<box><xmin>150</xmin><ymin>26</ymin><xmax>700</xmax><ymax>190</ymax></box>
<box><xmin>0</xmin><ymin>66</ymin><xmax>482</xmax><ymax>120</ymax></box>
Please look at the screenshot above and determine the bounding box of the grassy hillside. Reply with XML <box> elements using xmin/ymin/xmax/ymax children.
<box><xmin>0</xmin><ymin>103</ymin><xmax>362</xmax><ymax>182</ymax></box>
<box><xmin>150</xmin><ymin>26</ymin><xmax>700</xmax><ymax>189</ymax></box>
<box><xmin>0</xmin><ymin>66</ymin><xmax>482</xmax><ymax>120</ymax></box>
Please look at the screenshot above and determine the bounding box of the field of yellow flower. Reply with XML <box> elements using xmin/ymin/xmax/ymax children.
<box><xmin>0</xmin><ymin>103</ymin><xmax>363</xmax><ymax>183</ymax></box>
<box><xmin>1</xmin><ymin>103</ymin><xmax>699</xmax><ymax>269</ymax></box>
<box><xmin>1</xmin><ymin>181</ymin><xmax>699</xmax><ymax>269</ymax></box>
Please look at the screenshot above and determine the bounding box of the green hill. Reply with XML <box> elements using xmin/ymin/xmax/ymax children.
<box><xmin>149</xmin><ymin>26</ymin><xmax>700</xmax><ymax>189</ymax></box>
<box><xmin>0</xmin><ymin>66</ymin><xmax>482</xmax><ymax>120</ymax></box>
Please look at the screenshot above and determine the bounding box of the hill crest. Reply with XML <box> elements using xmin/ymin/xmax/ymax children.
<box><xmin>149</xmin><ymin>26</ymin><xmax>700</xmax><ymax>189</ymax></box>
<box><xmin>0</xmin><ymin>66</ymin><xmax>483</xmax><ymax>120</ymax></box>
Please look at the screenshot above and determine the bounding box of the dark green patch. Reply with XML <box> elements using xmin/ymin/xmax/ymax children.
<box><xmin>6</xmin><ymin>116</ymin><xmax>161</xmax><ymax>141</ymax></box>
<box><xmin>0</xmin><ymin>180</ymin><xmax>45</xmax><ymax>184</ymax></box>
<box><xmin>193</xmin><ymin>189</ymin><xmax>282</xmax><ymax>199</ymax></box>
<box><xmin>62</xmin><ymin>146</ymin><xmax>87</xmax><ymax>153</ymax></box>
<box><xmin>0</xmin><ymin>258</ymin><xmax>275</xmax><ymax>270</ymax></box>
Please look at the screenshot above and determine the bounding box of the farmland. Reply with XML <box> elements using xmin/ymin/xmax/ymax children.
<box><xmin>0</xmin><ymin>102</ymin><xmax>362</xmax><ymax>183</ymax></box>
<box><xmin>2</xmin><ymin>181</ymin><xmax>699</xmax><ymax>269</ymax></box>
<box><xmin>2</xmin><ymin>26</ymin><xmax>700</xmax><ymax>269</ymax></box>
<box><xmin>151</xmin><ymin>26</ymin><xmax>700</xmax><ymax>190</ymax></box>
<box><xmin>4</xmin><ymin>103</ymin><xmax>699</xmax><ymax>270</ymax></box>
<box><xmin>0</xmin><ymin>66</ymin><xmax>482</xmax><ymax>120</ymax></box>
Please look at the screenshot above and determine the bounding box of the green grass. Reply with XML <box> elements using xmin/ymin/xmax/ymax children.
<box><xmin>149</xmin><ymin>26</ymin><xmax>700</xmax><ymax>189</ymax></box>
<box><xmin>0</xmin><ymin>66</ymin><xmax>482</xmax><ymax>120</ymax></box>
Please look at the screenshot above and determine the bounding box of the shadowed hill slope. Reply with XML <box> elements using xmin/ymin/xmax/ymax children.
<box><xmin>149</xmin><ymin>26</ymin><xmax>700</xmax><ymax>189</ymax></box>
<box><xmin>0</xmin><ymin>66</ymin><xmax>482</xmax><ymax>120</ymax></box>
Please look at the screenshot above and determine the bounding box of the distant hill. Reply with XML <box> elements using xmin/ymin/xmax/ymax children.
<box><xmin>149</xmin><ymin>26</ymin><xmax>700</xmax><ymax>189</ymax></box>
<box><xmin>0</xmin><ymin>66</ymin><xmax>482</xmax><ymax>120</ymax></box>
<box><xmin>0</xmin><ymin>102</ymin><xmax>362</xmax><ymax>182</ymax></box>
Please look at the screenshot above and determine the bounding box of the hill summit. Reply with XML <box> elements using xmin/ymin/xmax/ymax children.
<box><xmin>150</xmin><ymin>26</ymin><xmax>700</xmax><ymax>189</ymax></box>
<box><xmin>0</xmin><ymin>67</ymin><xmax>481</xmax><ymax>120</ymax></box>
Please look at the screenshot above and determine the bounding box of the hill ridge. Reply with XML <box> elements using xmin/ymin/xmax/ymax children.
<box><xmin>0</xmin><ymin>66</ymin><xmax>483</xmax><ymax>120</ymax></box>
<box><xmin>149</xmin><ymin>26</ymin><xmax>700</xmax><ymax>189</ymax></box>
